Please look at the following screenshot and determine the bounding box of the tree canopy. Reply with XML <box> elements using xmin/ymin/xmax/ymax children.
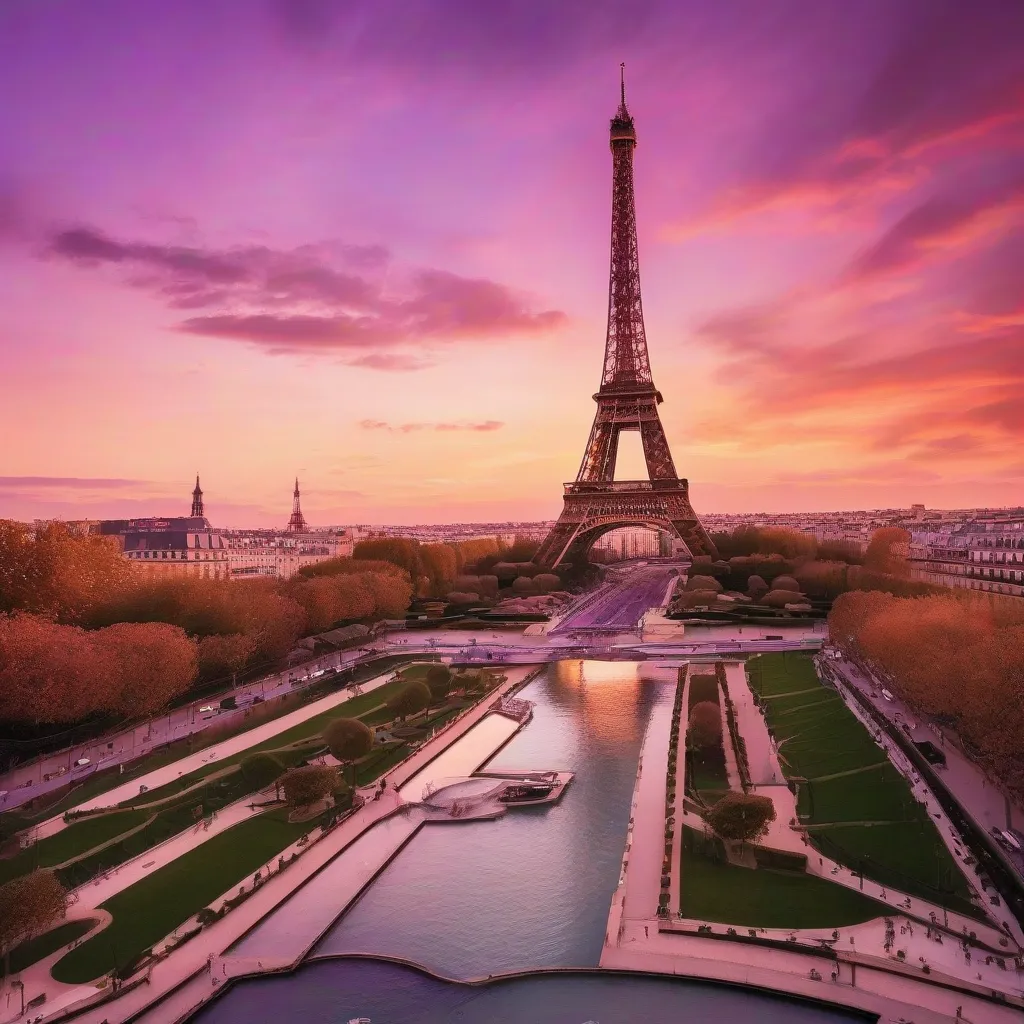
<box><xmin>831</xmin><ymin>590</ymin><xmax>1024</xmax><ymax>797</ymax></box>
<box><xmin>707</xmin><ymin>793</ymin><xmax>777</xmax><ymax>843</ymax></box>
<box><xmin>281</xmin><ymin>764</ymin><xmax>338</xmax><ymax>807</ymax></box>
<box><xmin>0</xmin><ymin>870</ymin><xmax>69</xmax><ymax>973</ymax></box>
<box><xmin>323</xmin><ymin>718</ymin><xmax>374</xmax><ymax>762</ymax></box>
<box><xmin>688</xmin><ymin>701</ymin><xmax>722</xmax><ymax>750</ymax></box>
<box><xmin>387</xmin><ymin>680</ymin><xmax>431</xmax><ymax>720</ymax></box>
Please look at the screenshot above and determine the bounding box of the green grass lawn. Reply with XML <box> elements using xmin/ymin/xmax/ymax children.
<box><xmin>4</xmin><ymin>918</ymin><xmax>98</xmax><ymax>976</ymax></box>
<box><xmin>0</xmin><ymin>659</ymin><xmax>423</xmax><ymax>835</ymax></box>
<box><xmin>114</xmin><ymin>679</ymin><xmax>407</xmax><ymax>810</ymax></box>
<box><xmin>808</xmin><ymin>822</ymin><xmax>979</xmax><ymax>916</ymax></box>
<box><xmin>51</xmin><ymin>810</ymin><xmax>312</xmax><ymax>984</ymax></box>
<box><xmin>681</xmin><ymin>829</ymin><xmax>886</xmax><ymax>928</ymax></box>
<box><xmin>747</xmin><ymin>653</ymin><xmax>975</xmax><ymax>912</ymax></box>
<box><xmin>0</xmin><ymin>809</ymin><xmax>149</xmax><ymax>885</ymax></box>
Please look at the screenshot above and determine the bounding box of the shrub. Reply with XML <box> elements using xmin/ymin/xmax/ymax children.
<box><xmin>771</xmin><ymin>575</ymin><xmax>801</xmax><ymax>592</ymax></box>
<box><xmin>239</xmin><ymin>753</ymin><xmax>285</xmax><ymax>791</ymax></box>
<box><xmin>746</xmin><ymin>575</ymin><xmax>768</xmax><ymax>598</ymax></box>
<box><xmin>387</xmin><ymin>680</ymin><xmax>431</xmax><ymax>719</ymax></box>
<box><xmin>760</xmin><ymin>589</ymin><xmax>807</xmax><ymax>608</ymax></box>
<box><xmin>685</xmin><ymin>575</ymin><xmax>724</xmax><ymax>593</ymax></box>
<box><xmin>687</xmin><ymin>702</ymin><xmax>722</xmax><ymax>750</ymax></box>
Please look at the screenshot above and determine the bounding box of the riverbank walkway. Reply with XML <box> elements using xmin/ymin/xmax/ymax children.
<box><xmin>16</xmin><ymin>666</ymin><xmax>540</xmax><ymax>1024</ymax></box>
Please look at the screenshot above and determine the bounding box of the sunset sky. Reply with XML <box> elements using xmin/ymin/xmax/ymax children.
<box><xmin>1</xmin><ymin>0</ymin><xmax>1022</xmax><ymax>526</ymax></box>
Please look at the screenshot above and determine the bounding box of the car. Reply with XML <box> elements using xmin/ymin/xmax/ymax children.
<box><xmin>880</xmin><ymin>689</ymin><xmax>895</xmax><ymax>702</ymax></box>
<box><xmin>199</xmin><ymin>705</ymin><xmax>216</xmax><ymax>713</ymax></box>
<box><xmin>74</xmin><ymin>757</ymin><xmax>91</xmax><ymax>767</ymax></box>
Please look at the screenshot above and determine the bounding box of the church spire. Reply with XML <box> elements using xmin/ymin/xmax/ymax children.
<box><xmin>191</xmin><ymin>474</ymin><xmax>204</xmax><ymax>518</ymax></box>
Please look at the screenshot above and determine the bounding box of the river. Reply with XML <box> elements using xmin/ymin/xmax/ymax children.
<box><xmin>196</xmin><ymin>660</ymin><xmax>865</xmax><ymax>1023</ymax></box>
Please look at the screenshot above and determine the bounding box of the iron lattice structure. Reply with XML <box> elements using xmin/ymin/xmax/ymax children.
<box><xmin>191</xmin><ymin>474</ymin><xmax>204</xmax><ymax>518</ymax></box>
<box><xmin>535</xmin><ymin>71</ymin><xmax>716</xmax><ymax>569</ymax></box>
<box><xmin>287</xmin><ymin>477</ymin><xmax>308</xmax><ymax>532</ymax></box>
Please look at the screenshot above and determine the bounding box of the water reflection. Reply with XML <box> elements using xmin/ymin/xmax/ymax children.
<box><xmin>313</xmin><ymin>661</ymin><xmax>660</xmax><ymax>976</ymax></box>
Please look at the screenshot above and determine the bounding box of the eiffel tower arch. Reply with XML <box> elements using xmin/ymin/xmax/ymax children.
<box><xmin>535</xmin><ymin>69</ymin><xmax>716</xmax><ymax>569</ymax></box>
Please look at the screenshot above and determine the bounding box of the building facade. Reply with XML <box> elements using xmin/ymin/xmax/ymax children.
<box><xmin>909</xmin><ymin>514</ymin><xmax>1024</xmax><ymax>598</ymax></box>
<box><xmin>98</xmin><ymin>516</ymin><xmax>231</xmax><ymax>580</ymax></box>
<box><xmin>223</xmin><ymin>530</ymin><xmax>354</xmax><ymax>579</ymax></box>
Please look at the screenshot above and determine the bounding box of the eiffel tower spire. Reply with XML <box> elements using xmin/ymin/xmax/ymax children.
<box><xmin>534</xmin><ymin>72</ymin><xmax>716</xmax><ymax>569</ymax></box>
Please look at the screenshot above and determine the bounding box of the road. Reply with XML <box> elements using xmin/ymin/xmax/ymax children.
<box><xmin>0</xmin><ymin>645</ymin><xmax>376</xmax><ymax>810</ymax></box>
<box><xmin>554</xmin><ymin>565</ymin><xmax>678</xmax><ymax>632</ymax></box>
<box><xmin>831</xmin><ymin>656</ymin><xmax>1024</xmax><ymax>883</ymax></box>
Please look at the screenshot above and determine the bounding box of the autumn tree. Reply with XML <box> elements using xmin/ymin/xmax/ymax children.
<box><xmin>0</xmin><ymin>520</ymin><xmax>130</xmax><ymax>623</ymax></box>
<box><xmin>688</xmin><ymin>702</ymin><xmax>722</xmax><ymax>751</ymax></box>
<box><xmin>420</xmin><ymin>543</ymin><xmax>459</xmax><ymax>598</ymax></box>
<box><xmin>0</xmin><ymin>870</ymin><xmax>69</xmax><ymax>976</ymax></box>
<box><xmin>281</xmin><ymin>764</ymin><xmax>338</xmax><ymax>807</ymax></box>
<box><xmin>197</xmin><ymin>633</ymin><xmax>257</xmax><ymax>683</ymax></box>
<box><xmin>0</xmin><ymin>614</ymin><xmax>197</xmax><ymax>724</ymax></box>
<box><xmin>387</xmin><ymin>680</ymin><xmax>431</xmax><ymax>721</ymax></box>
<box><xmin>708</xmin><ymin>793</ymin><xmax>776</xmax><ymax>843</ymax></box>
<box><xmin>864</xmin><ymin>527</ymin><xmax>911</xmax><ymax>576</ymax></box>
<box><xmin>756</xmin><ymin>528</ymin><xmax>817</xmax><ymax>560</ymax></box>
<box><xmin>323</xmin><ymin>717</ymin><xmax>374</xmax><ymax>787</ymax></box>
<box><xmin>353</xmin><ymin>538</ymin><xmax>423</xmax><ymax>581</ymax></box>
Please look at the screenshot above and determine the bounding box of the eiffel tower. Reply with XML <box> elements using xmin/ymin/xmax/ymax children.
<box><xmin>535</xmin><ymin>69</ymin><xmax>716</xmax><ymax>569</ymax></box>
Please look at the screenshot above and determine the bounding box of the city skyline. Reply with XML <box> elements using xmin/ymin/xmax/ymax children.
<box><xmin>2</xmin><ymin>1</ymin><xmax>1023</xmax><ymax>526</ymax></box>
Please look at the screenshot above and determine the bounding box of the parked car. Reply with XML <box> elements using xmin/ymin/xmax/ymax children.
<box><xmin>880</xmin><ymin>689</ymin><xmax>894</xmax><ymax>702</ymax></box>
<box><xmin>74</xmin><ymin>757</ymin><xmax>91</xmax><ymax>767</ymax></box>
<box><xmin>199</xmin><ymin>704</ymin><xmax>216</xmax><ymax>713</ymax></box>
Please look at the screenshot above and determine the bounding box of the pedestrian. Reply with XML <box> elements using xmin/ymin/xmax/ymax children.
<box><xmin>644</xmin><ymin>926</ymin><xmax>649</xmax><ymax>938</ymax></box>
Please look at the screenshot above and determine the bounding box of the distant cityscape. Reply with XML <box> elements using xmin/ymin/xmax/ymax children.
<box><xmin>26</xmin><ymin>478</ymin><xmax>1024</xmax><ymax>598</ymax></box>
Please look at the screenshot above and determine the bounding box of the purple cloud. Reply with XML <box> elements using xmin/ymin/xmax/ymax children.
<box><xmin>46</xmin><ymin>224</ymin><xmax>565</xmax><ymax>367</ymax></box>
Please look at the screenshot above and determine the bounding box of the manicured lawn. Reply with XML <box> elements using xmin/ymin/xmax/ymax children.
<box><xmin>747</xmin><ymin>652</ymin><xmax>820</xmax><ymax>697</ymax></box>
<box><xmin>809</xmin><ymin>822</ymin><xmax>978</xmax><ymax>915</ymax></box>
<box><xmin>51</xmin><ymin>810</ymin><xmax>312</xmax><ymax>983</ymax></box>
<box><xmin>116</xmin><ymin>680</ymin><xmax>407</xmax><ymax>810</ymax></box>
<box><xmin>747</xmin><ymin>653</ymin><xmax>975</xmax><ymax>912</ymax></box>
<box><xmin>5</xmin><ymin>918</ymin><xmax>98</xmax><ymax>975</ymax></box>
<box><xmin>681</xmin><ymin>829</ymin><xmax>885</xmax><ymax>928</ymax></box>
<box><xmin>800</xmin><ymin>764</ymin><xmax>930</xmax><ymax>824</ymax></box>
<box><xmin>0</xmin><ymin>659</ymin><xmax>423</xmax><ymax>834</ymax></box>
<box><xmin>0</xmin><ymin>810</ymin><xmax>148</xmax><ymax>885</ymax></box>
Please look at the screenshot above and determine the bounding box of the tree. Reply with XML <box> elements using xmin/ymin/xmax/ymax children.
<box><xmin>864</xmin><ymin>527</ymin><xmax>911</xmax><ymax>576</ymax></box>
<box><xmin>323</xmin><ymin>717</ymin><xmax>374</xmax><ymax>788</ymax></box>
<box><xmin>0</xmin><ymin>614</ymin><xmax>197</xmax><ymax>724</ymax></box>
<box><xmin>0</xmin><ymin>521</ymin><xmax>131</xmax><ymax>623</ymax></box>
<box><xmin>387</xmin><ymin>681</ymin><xmax>431</xmax><ymax>721</ymax></box>
<box><xmin>281</xmin><ymin>764</ymin><xmax>338</xmax><ymax>808</ymax></box>
<box><xmin>425</xmin><ymin>665</ymin><xmax>453</xmax><ymax>704</ymax></box>
<box><xmin>0</xmin><ymin>870</ymin><xmax>68</xmax><ymax>976</ymax></box>
<box><xmin>746</xmin><ymin>574</ymin><xmax>769</xmax><ymax>599</ymax></box>
<box><xmin>688</xmin><ymin>702</ymin><xmax>722</xmax><ymax>750</ymax></box>
<box><xmin>770</xmin><ymin>575</ymin><xmax>801</xmax><ymax>592</ymax></box>
<box><xmin>240</xmin><ymin>753</ymin><xmax>285</xmax><ymax>794</ymax></box>
<box><xmin>353</xmin><ymin>538</ymin><xmax>423</xmax><ymax>581</ymax></box>
<box><xmin>708</xmin><ymin>793</ymin><xmax>776</xmax><ymax>843</ymax></box>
